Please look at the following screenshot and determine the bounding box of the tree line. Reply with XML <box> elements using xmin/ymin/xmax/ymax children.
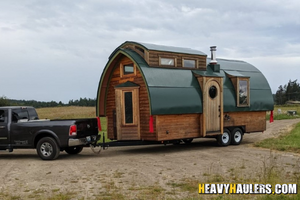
<box><xmin>275</xmin><ymin>79</ymin><xmax>300</xmax><ymax>105</ymax></box>
<box><xmin>1</xmin><ymin>79</ymin><xmax>299</xmax><ymax>107</ymax></box>
<box><xmin>0</xmin><ymin>96</ymin><xmax>96</xmax><ymax>108</ymax></box>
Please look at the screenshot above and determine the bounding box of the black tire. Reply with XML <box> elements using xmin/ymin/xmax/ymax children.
<box><xmin>172</xmin><ymin>140</ymin><xmax>181</xmax><ymax>145</ymax></box>
<box><xmin>65</xmin><ymin>146</ymin><xmax>84</xmax><ymax>154</ymax></box>
<box><xmin>217</xmin><ymin>128</ymin><xmax>231</xmax><ymax>146</ymax></box>
<box><xmin>183</xmin><ymin>138</ymin><xmax>193</xmax><ymax>144</ymax></box>
<box><xmin>36</xmin><ymin>137</ymin><xmax>60</xmax><ymax>160</ymax></box>
<box><xmin>231</xmin><ymin>128</ymin><xmax>243</xmax><ymax>145</ymax></box>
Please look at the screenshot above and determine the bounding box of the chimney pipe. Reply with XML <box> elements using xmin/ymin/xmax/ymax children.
<box><xmin>210</xmin><ymin>46</ymin><xmax>217</xmax><ymax>64</ymax></box>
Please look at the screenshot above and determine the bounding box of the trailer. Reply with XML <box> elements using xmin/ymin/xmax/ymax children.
<box><xmin>96</xmin><ymin>41</ymin><xmax>274</xmax><ymax>147</ymax></box>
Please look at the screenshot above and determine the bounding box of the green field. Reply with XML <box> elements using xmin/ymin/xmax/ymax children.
<box><xmin>36</xmin><ymin>106</ymin><xmax>109</xmax><ymax>142</ymax></box>
<box><xmin>267</xmin><ymin>105</ymin><xmax>300</xmax><ymax>120</ymax></box>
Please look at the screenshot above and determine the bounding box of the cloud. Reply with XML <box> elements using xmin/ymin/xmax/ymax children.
<box><xmin>0</xmin><ymin>0</ymin><xmax>299</xmax><ymax>102</ymax></box>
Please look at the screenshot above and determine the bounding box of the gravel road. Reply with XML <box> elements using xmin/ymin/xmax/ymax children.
<box><xmin>1</xmin><ymin>119</ymin><xmax>300</xmax><ymax>199</ymax></box>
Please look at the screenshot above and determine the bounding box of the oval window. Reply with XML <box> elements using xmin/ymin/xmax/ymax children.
<box><xmin>209</xmin><ymin>86</ymin><xmax>217</xmax><ymax>99</ymax></box>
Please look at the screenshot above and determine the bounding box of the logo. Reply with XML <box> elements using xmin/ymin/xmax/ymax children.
<box><xmin>199</xmin><ymin>183</ymin><xmax>297</xmax><ymax>195</ymax></box>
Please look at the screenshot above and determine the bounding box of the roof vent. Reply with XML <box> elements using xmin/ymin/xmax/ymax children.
<box><xmin>210</xmin><ymin>46</ymin><xmax>217</xmax><ymax>64</ymax></box>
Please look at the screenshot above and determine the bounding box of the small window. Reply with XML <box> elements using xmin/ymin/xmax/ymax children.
<box><xmin>183</xmin><ymin>59</ymin><xmax>196</xmax><ymax>68</ymax></box>
<box><xmin>238</xmin><ymin>79</ymin><xmax>250</xmax><ymax>106</ymax></box>
<box><xmin>0</xmin><ymin>110</ymin><xmax>5</xmax><ymax>122</ymax></box>
<box><xmin>160</xmin><ymin>58</ymin><xmax>175</xmax><ymax>66</ymax></box>
<box><xmin>120</xmin><ymin>62</ymin><xmax>136</xmax><ymax>77</ymax></box>
<box><xmin>135</xmin><ymin>46</ymin><xmax>145</xmax><ymax>55</ymax></box>
<box><xmin>12</xmin><ymin>108</ymin><xmax>29</xmax><ymax>122</ymax></box>
<box><xmin>209</xmin><ymin>86</ymin><xmax>217</xmax><ymax>99</ymax></box>
<box><xmin>124</xmin><ymin>64</ymin><xmax>134</xmax><ymax>75</ymax></box>
<box><xmin>124</xmin><ymin>92</ymin><xmax>133</xmax><ymax>124</ymax></box>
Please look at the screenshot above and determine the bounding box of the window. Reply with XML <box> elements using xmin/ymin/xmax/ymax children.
<box><xmin>183</xmin><ymin>59</ymin><xmax>196</xmax><ymax>68</ymax></box>
<box><xmin>209</xmin><ymin>86</ymin><xmax>217</xmax><ymax>99</ymax></box>
<box><xmin>0</xmin><ymin>110</ymin><xmax>5</xmax><ymax>122</ymax></box>
<box><xmin>124</xmin><ymin>92</ymin><xmax>133</xmax><ymax>124</ymax></box>
<box><xmin>12</xmin><ymin>108</ymin><xmax>29</xmax><ymax>122</ymax></box>
<box><xmin>120</xmin><ymin>61</ymin><xmax>136</xmax><ymax>77</ymax></box>
<box><xmin>124</xmin><ymin>64</ymin><xmax>134</xmax><ymax>75</ymax></box>
<box><xmin>160</xmin><ymin>58</ymin><xmax>175</xmax><ymax>66</ymax></box>
<box><xmin>238</xmin><ymin>78</ymin><xmax>250</xmax><ymax>106</ymax></box>
<box><xmin>225</xmin><ymin>71</ymin><xmax>250</xmax><ymax>107</ymax></box>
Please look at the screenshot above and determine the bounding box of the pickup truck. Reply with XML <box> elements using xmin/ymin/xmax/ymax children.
<box><xmin>0</xmin><ymin>106</ymin><xmax>99</xmax><ymax>160</ymax></box>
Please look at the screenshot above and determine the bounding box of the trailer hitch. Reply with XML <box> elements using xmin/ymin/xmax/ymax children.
<box><xmin>90</xmin><ymin>132</ymin><xmax>108</xmax><ymax>154</ymax></box>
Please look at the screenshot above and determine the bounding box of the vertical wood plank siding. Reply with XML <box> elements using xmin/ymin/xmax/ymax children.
<box><xmin>105</xmin><ymin>56</ymin><xmax>156</xmax><ymax>140</ymax></box>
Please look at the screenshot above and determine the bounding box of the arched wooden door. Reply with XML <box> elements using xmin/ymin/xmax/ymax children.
<box><xmin>205</xmin><ymin>80</ymin><xmax>222</xmax><ymax>133</ymax></box>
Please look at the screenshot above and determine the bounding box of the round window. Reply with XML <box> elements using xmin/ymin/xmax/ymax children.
<box><xmin>209</xmin><ymin>86</ymin><xmax>217</xmax><ymax>99</ymax></box>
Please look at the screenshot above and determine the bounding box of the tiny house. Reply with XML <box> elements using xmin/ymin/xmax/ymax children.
<box><xmin>96</xmin><ymin>41</ymin><xmax>274</xmax><ymax>146</ymax></box>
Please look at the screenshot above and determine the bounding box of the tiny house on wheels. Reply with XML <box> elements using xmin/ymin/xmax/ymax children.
<box><xmin>96</xmin><ymin>41</ymin><xmax>274</xmax><ymax>146</ymax></box>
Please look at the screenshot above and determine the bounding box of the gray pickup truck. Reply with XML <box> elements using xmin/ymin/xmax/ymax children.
<box><xmin>0</xmin><ymin>106</ymin><xmax>99</xmax><ymax>160</ymax></box>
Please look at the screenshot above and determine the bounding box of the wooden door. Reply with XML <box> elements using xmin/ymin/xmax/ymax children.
<box><xmin>204</xmin><ymin>79</ymin><xmax>223</xmax><ymax>135</ymax></box>
<box><xmin>115</xmin><ymin>87</ymin><xmax>140</xmax><ymax>140</ymax></box>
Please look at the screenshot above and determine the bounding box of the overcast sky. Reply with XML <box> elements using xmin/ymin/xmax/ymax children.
<box><xmin>0</xmin><ymin>0</ymin><xmax>299</xmax><ymax>103</ymax></box>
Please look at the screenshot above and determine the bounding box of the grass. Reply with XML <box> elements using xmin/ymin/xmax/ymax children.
<box><xmin>255</xmin><ymin>122</ymin><xmax>300</xmax><ymax>153</ymax></box>
<box><xmin>36</xmin><ymin>106</ymin><xmax>110</xmax><ymax>142</ymax></box>
<box><xmin>266</xmin><ymin>105</ymin><xmax>300</xmax><ymax>120</ymax></box>
<box><xmin>36</xmin><ymin>106</ymin><xmax>96</xmax><ymax>119</ymax></box>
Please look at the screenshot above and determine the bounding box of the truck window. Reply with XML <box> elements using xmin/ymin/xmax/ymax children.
<box><xmin>0</xmin><ymin>110</ymin><xmax>6</xmax><ymax>123</ymax></box>
<box><xmin>27</xmin><ymin>108</ymin><xmax>39</xmax><ymax>120</ymax></box>
<box><xmin>12</xmin><ymin>108</ymin><xmax>29</xmax><ymax>123</ymax></box>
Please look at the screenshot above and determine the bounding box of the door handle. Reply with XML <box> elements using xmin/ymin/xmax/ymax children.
<box><xmin>0</xmin><ymin>126</ymin><xmax>5</xmax><ymax>129</ymax></box>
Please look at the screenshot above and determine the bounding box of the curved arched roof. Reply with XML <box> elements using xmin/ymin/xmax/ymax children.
<box><xmin>97</xmin><ymin>42</ymin><xmax>274</xmax><ymax>116</ymax></box>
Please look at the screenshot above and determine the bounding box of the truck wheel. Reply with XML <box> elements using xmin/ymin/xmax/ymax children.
<box><xmin>65</xmin><ymin>146</ymin><xmax>83</xmax><ymax>154</ymax></box>
<box><xmin>231</xmin><ymin>128</ymin><xmax>243</xmax><ymax>145</ymax></box>
<box><xmin>217</xmin><ymin>128</ymin><xmax>231</xmax><ymax>146</ymax></box>
<box><xmin>36</xmin><ymin>137</ymin><xmax>60</xmax><ymax>160</ymax></box>
<box><xmin>183</xmin><ymin>138</ymin><xmax>193</xmax><ymax>144</ymax></box>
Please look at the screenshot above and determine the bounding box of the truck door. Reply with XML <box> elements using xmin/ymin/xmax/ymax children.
<box><xmin>0</xmin><ymin>109</ymin><xmax>9</xmax><ymax>145</ymax></box>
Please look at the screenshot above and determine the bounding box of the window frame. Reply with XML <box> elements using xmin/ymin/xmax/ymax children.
<box><xmin>237</xmin><ymin>78</ymin><xmax>250</xmax><ymax>107</ymax></box>
<box><xmin>123</xmin><ymin>91</ymin><xmax>134</xmax><ymax>125</ymax></box>
<box><xmin>182</xmin><ymin>58</ymin><xmax>198</xmax><ymax>68</ymax></box>
<box><xmin>0</xmin><ymin>110</ymin><xmax>7</xmax><ymax>123</ymax></box>
<box><xmin>159</xmin><ymin>57</ymin><xmax>176</xmax><ymax>67</ymax></box>
<box><xmin>121</xmin><ymin>88</ymin><xmax>139</xmax><ymax>126</ymax></box>
<box><xmin>120</xmin><ymin>62</ymin><xmax>137</xmax><ymax>78</ymax></box>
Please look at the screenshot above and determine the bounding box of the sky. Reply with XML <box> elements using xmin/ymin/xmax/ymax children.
<box><xmin>0</xmin><ymin>0</ymin><xmax>299</xmax><ymax>103</ymax></box>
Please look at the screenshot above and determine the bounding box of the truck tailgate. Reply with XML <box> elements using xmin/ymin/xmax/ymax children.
<box><xmin>75</xmin><ymin>118</ymin><xmax>98</xmax><ymax>137</ymax></box>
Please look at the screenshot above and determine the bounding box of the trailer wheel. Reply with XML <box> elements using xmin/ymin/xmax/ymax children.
<box><xmin>217</xmin><ymin>128</ymin><xmax>231</xmax><ymax>146</ymax></box>
<box><xmin>65</xmin><ymin>146</ymin><xmax>84</xmax><ymax>154</ymax></box>
<box><xmin>231</xmin><ymin>128</ymin><xmax>243</xmax><ymax>145</ymax></box>
<box><xmin>36</xmin><ymin>137</ymin><xmax>60</xmax><ymax>160</ymax></box>
<box><xmin>183</xmin><ymin>139</ymin><xmax>193</xmax><ymax>144</ymax></box>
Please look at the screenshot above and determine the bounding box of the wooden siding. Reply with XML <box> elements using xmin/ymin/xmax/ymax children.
<box><xmin>105</xmin><ymin>56</ymin><xmax>156</xmax><ymax>140</ymax></box>
<box><xmin>223</xmin><ymin>111</ymin><xmax>266</xmax><ymax>132</ymax></box>
<box><xmin>148</xmin><ymin>50</ymin><xmax>207</xmax><ymax>69</ymax></box>
<box><xmin>156</xmin><ymin>114</ymin><xmax>200</xmax><ymax>141</ymax></box>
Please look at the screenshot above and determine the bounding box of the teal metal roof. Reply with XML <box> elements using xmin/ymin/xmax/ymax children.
<box><xmin>98</xmin><ymin>43</ymin><xmax>274</xmax><ymax>116</ymax></box>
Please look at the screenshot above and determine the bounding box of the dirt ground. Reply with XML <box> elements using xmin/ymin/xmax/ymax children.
<box><xmin>1</xmin><ymin>119</ymin><xmax>300</xmax><ymax>199</ymax></box>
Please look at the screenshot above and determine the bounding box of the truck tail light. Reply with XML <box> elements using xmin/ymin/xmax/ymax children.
<box><xmin>69</xmin><ymin>125</ymin><xmax>77</xmax><ymax>136</ymax></box>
